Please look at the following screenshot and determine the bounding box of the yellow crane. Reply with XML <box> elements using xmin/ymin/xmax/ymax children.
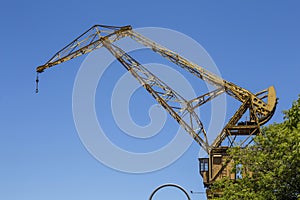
<box><xmin>36</xmin><ymin>25</ymin><xmax>277</xmax><ymax>198</ymax></box>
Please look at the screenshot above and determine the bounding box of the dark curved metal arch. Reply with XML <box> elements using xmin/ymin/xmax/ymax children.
<box><xmin>149</xmin><ymin>183</ymin><xmax>191</xmax><ymax>200</ymax></box>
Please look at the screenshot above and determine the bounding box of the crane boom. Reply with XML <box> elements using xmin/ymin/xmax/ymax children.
<box><xmin>36</xmin><ymin>25</ymin><xmax>276</xmax><ymax>149</ymax></box>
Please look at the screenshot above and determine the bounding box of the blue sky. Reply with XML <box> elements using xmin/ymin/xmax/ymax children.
<box><xmin>1</xmin><ymin>1</ymin><xmax>300</xmax><ymax>200</ymax></box>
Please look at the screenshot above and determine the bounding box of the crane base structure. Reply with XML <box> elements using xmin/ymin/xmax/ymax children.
<box><xmin>36</xmin><ymin>24</ymin><xmax>277</xmax><ymax>199</ymax></box>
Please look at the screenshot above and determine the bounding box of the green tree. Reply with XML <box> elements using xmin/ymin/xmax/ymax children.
<box><xmin>211</xmin><ymin>96</ymin><xmax>300</xmax><ymax>200</ymax></box>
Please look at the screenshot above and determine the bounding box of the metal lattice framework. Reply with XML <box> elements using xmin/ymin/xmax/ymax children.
<box><xmin>36</xmin><ymin>25</ymin><xmax>277</xmax><ymax>153</ymax></box>
<box><xmin>36</xmin><ymin>25</ymin><xmax>277</xmax><ymax>192</ymax></box>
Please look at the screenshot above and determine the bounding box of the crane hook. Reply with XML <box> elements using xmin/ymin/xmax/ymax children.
<box><xmin>36</xmin><ymin>73</ymin><xmax>39</xmax><ymax>93</ymax></box>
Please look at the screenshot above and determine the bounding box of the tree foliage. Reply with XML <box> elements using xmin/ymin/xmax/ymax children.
<box><xmin>211</xmin><ymin>95</ymin><xmax>300</xmax><ymax>200</ymax></box>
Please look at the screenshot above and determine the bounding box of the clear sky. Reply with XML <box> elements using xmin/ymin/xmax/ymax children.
<box><xmin>1</xmin><ymin>1</ymin><xmax>300</xmax><ymax>200</ymax></box>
